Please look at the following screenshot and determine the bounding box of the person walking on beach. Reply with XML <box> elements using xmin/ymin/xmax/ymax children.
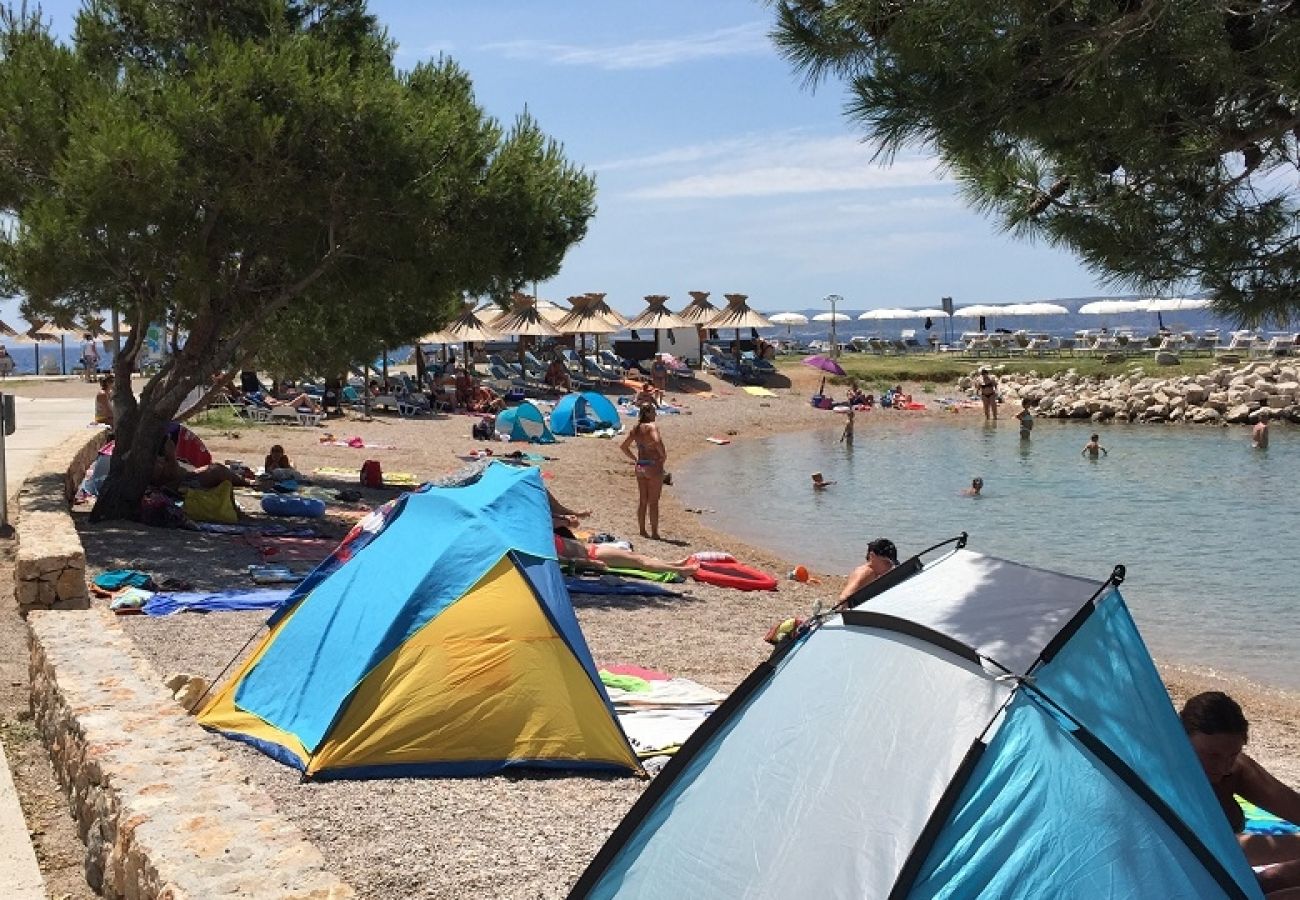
<box><xmin>1180</xmin><ymin>691</ymin><xmax>1300</xmax><ymax>897</ymax></box>
<box><xmin>1253</xmin><ymin>410</ymin><xmax>1271</xmax><ymax>449</ymax></box>
<box><xmin>977</xmin><ymin>366</ymin><xmax>999</xmax><ymax>420</ymax></box>
<box><xmin>620</xmin><ymin>403</ymin><xmax>668</xmax><ymax>540</ymax></box>
<box><xmin>838</xmin><ymin>537</ymin><xmax>898</xmax><ymax>606</ymax></box>
<box><xmin>1082</xmin><ymin>434</ymin><xmax>1108</xmax><ymax>458</ymax></box>
<box><xmin>81</xmin><ymin>333</ymin><xmax>100</xmax><ymax>381</ymax></box>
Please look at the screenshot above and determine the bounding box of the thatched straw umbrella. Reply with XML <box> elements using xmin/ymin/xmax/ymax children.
<box><xmin>491</xmin><ymin>295</ymin><xmax>562</xmax><ymax>383</ymax></box>
<box><xmin>555</xmin><ymin>295</ymin><xmax>622</xmax><ymax>359</ymax></box>
<box><xmin>626</xmin><ymin>295</ymin><xmax>690</xmax><ymax>361</ymax></box>
<box><xmin>705</xmin><ymin>293</ymin><xmax>773</xmax><ymax>364</ymax></box>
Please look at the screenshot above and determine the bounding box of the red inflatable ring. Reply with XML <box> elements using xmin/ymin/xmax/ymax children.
<box><xmin>691</xmin><ymin>559</ymin><xmax>778</xmax><ymax>591</ymax></box>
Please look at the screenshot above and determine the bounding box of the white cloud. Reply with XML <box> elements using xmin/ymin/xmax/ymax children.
<box><xmin>612</xmin><ymin>133</ymin><xmax>947</xmax><ymax>200</ymax></box>
<box><xmin>483</xmin><ymin>22</ymin><xmax>771</xmax><ymax>71</ymax></box>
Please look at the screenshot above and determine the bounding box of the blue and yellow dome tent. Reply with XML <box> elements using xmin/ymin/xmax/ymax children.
<box><xmin>199</xmin><ymin>463</ymin><xmax>640</xmax><ymax>780</ymax></box>
<box><xmin>550</xmin><ymin>391</ymin><xmax>621</xmax><ymax>436</ymax></box>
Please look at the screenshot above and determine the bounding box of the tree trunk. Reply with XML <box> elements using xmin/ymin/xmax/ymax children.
<box><xmin>89</xmin><ymin>339</ymin><xmax>213</xmax><ymax>522</ymax></box>
<box><xmin>89</xmin><ymin>402</ymin><xmax>168</xmax><ymax>522</ymax></box>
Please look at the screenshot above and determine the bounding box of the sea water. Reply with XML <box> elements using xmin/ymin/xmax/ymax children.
<box><xmin>679</xmin><ymin>414</ymin><xmax>1300</xmax><ymax>691</ymax></box>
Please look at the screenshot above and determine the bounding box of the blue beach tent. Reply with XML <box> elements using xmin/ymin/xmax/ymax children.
<box><xmin>550</xmin><ymin>391</ymin><xmax>621</xmax><ymax>436</ymax></box>
<box><xmin>570</xmin><ymin>543</ymin><xmax>1263</xmax><ymax>899</ymax></box>
<box><xmin>199</xmin><ymin>463</ymin><xmax>639</xmax><ymax>780</ymax></box>
<box><xmin>495</xmin><ymin>400</ymin><xmax>555</xmax><ymax>443</ymax></box>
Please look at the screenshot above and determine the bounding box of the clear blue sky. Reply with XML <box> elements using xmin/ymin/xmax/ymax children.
<box><xmin>7</xmin><ymin>0</ymin><xmax>1111</xmax><ymax>322</ymax></box>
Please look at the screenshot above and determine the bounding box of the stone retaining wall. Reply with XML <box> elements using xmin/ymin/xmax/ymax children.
<box><xmin>12</xmin><ymin>430</ymin><xmax>105</xmax><ymax>614</ymax></box>
<box><xmin>29</xmin><ymin>608</ymin><xmax>354</xmax><ymax>899</ymax></box>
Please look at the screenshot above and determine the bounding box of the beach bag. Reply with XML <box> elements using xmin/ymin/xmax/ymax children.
<box><xmin>360</xmin><ymin>459</ymin><xmax>383</xmax><ymax>488</ymax></box>
<box><xmin>182</xmin><ymin>481</ymin><xmax>239</xmax><ymax>524</ymax></box>
<box><xmin>139</xmin><ymin>490</ymin><xmax>187</xmax><ymax>528</ymax></box>
<box><xmin>472</xmin><ymin>416</ymin><xmax>495</xmax><ymax>441</ymax></box>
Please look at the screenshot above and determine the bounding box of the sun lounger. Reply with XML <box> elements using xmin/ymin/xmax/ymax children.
<box><xmin>701</xmin><ymin>353</ymin><xmax>742</xmax><ymax>382</ymax></box>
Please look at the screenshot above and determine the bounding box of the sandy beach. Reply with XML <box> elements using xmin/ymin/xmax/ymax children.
<box><xmin>13</xmin><ymin>371</ymin><xmax>1300</xmax><ymax>898</ymax></box>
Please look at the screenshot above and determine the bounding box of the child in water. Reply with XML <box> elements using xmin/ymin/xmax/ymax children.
<box><xmin>1017</xmin><ymin>401</ymin><xmax>1034</xmax><ymax>440</ymax></box>
<box><xmin>840</xmin><ymin>407</ymin><xmax>855</xmax><ymax>445</ymax></box>
<box><xmin>812</xmin><ymin>472</ymin><xmax>835</xmax><ymax>490</ymax></box>
<box><xmin>1082</xmin><ymin>434</ymin><xmax>1108</xmax><ymax>458</ymax></box>
<box><xmin>963</xmin><ymin>477</ymin><xmax>984</xmax><ymax>497</ymax></box>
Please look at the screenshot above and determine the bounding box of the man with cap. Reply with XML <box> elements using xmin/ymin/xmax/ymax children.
<box><xmin>977</xmin><ymin>366</ymin><xmax>999</xmax><ymax>420</ymax></box>
<box><xmin>837</xmin><ymin>537</ymin><xmax>898</xmax><ymax>606</ymax></box>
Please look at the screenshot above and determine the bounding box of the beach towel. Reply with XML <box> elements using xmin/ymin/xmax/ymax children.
<box><xmin>1241</xmin><ymin>798</ymin><xmax>1300</xmax><ymax>836</ymax></box>
<box><xmin>601</xmin><ymin>663</ymin><xmax>670</xmax><ymax>681</ymax></box>
<box><xmin>706</xmin><ymin>436</ymin><xmax>731</xmax><ymax>445</ymax></box>
<box><xmin>248</xmin><ymin>565</ymin><xmax>310</xmax><ymax>584</ymax></box>
<box><xmin>742</xmin><ymin>386</ymin><xmax>776</xmax><ymax>397</ymax></box>
<box><xmin>564</xmin><ymin>576</ymin><xmax>683</xmax><ymax>597</ymax></box>
<box><xmin>143</xmin><ymin>587</ymin><xmax>293</xmax><ymax>616</ymax></box>
<box><xmin>242</xmin><ymin>535</ymin><xmax>339</xmax><ymax>562</ymax></box>
<box><xmin>602</xmin><ymin>675</ymin><xmax>725</xmax><ymax>758</ymax></box>
<box><xmin>320</xmin><ymin>436</ymin><xmax>397</xmax><ymax>449</ymax></box>
<box><xmin>314</xmin><ymin>466</ymin><xmax>421</xmax><ymax>486</ymax></box>
<box><xmin>109</xmin><ymin>586</ymin><xmax>155</xmax><ymax>614</ymax></box>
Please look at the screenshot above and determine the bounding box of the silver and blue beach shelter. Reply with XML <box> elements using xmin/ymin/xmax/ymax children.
<box><xmin>570</xmin><ymin>539</ymin><xmax>1263</xmax><ymax>899</ymax></box>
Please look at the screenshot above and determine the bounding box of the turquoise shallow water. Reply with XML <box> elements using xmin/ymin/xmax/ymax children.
<box><xmin>679</xmin><ymin>415</ymin><xmax>1300</xmax><ymax>691</ymax></box>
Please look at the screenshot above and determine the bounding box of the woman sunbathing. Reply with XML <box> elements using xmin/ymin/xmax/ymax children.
<box><xmin>552</xmin><ymin>535</ymin><xmax>699</xmax><ymax>578</ymax></box>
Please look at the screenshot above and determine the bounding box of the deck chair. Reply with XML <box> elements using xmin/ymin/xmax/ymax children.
<box><xmin>900</xmin><ymin>330</ymin><xmax>926</xmax><ymax>353</ymax></box>
<box><xmin>702</xmin><ymin>353</ymin><xmax>742</xmax><ymax>382</ymax></box>
<box><xmin>521</xmin><ymin>351</ymin><xmax>550</xmax><ymax>380</ymax></box>
<box><xmin>1260</xmin><ymin>334</ymin><xmax>1298</xmax><ymax>357</ymax></box>
<box><xmin>266</xmin><ymin>405</ymin><xmax>322</xmax><ymax>427</ymax></box>
<box><xmin>583</xmin><ymin>355</ymin><xmax>622</xmax><ymax>385</ymax></box>
<box><xmin>1215</xmin><ymin>333</ymin><xmax>1255</xmax><ymax>356</ymax></box>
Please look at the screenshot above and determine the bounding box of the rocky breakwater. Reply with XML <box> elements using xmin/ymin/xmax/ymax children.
<box><xmin>958</xmin><ymin>360</ymin><xmax>1300</xmax><ymax>425</ymax></box>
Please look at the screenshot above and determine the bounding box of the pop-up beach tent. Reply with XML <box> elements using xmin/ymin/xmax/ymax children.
<box><xmin>550</xmin><ymin>391</ymin><xmax>620</xmax><ymax>436</ymax></box>
<box><xmin>199</xmin><ymin>462</ymin><xmax>640</xmax><ymax>780</ymax></box>
<box><xmin>570</xmin><ymin>541</ymin><xmax>1263</xmax><ymax>899</ymax></box>
<box><xmin>495</xmin><ymin>400</ymin><xmax>555</xmax><ymax>443</ymax></box>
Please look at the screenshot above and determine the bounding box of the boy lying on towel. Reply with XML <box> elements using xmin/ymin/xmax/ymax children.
<box><xmin>552</xmin><ymin>535</ymin><xmax>698</xmax><ymax>579</ymax></box>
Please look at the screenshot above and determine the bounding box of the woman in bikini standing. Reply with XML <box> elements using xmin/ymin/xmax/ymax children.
<box><xmin>620</xmin><ymin>403</ymin><xmax>668</xmax><ymax>539</ymax></box>
<box><xmin>977</xmin><ymin>366</ymin><xmax>999</xmax><ymax>421</ymax></box>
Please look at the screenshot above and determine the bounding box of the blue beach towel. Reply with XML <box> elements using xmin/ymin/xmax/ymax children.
<box><xmin>564</xmin><ymin>576</ymin><xmax>684</xmax><ymax>597</ymax></box>
<box><xmin>143</xmin><ymin>587</ymin><xmax>293</xmax><ymax>616</ymax></box>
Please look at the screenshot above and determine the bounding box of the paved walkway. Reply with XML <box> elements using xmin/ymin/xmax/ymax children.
<box><xmin>1</xmin><ymin>392</ymin><xmax>96</xmax><ymax>898</ymax></box>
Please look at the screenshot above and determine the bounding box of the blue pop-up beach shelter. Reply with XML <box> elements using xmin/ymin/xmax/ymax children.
<box><xmin>550</xmin><ymin>391</ymin><xmax>620</xmax><ymax>436</ymax></box>
<box><xmin>495</xmin><ymin>400</ymin><xmax>555</xmax><ymax>443</ymax></box>
<box><xmin>570</xmin><ymin>543</ymin><xmax>1263</xmax><ymax>899</ymax></box>
<box><xmin>199</xmin><ymin>463</ymin><xmax>638</xmax><ymax>780</ymax></box>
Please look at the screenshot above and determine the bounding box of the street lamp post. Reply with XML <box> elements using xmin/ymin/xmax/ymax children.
<box><xmin>825</xmin><ymin>294</ymin><xmax>843</xmax><ymax>357</ymax></box>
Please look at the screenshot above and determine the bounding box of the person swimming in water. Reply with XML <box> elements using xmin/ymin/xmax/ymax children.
<box><xmin>812</xmin><ymin>472</ymin><xmax>835</xmax><ymax>490</ymax></box>
<box><xmin>1082</xmin><ymin>434</ymin><xmax>1108</xmax><ymax>458</ymax></box>
<box><xmin>963</xmin><ymin>477</ymin><xmax>984</xmax><ymax>497</ymax></box>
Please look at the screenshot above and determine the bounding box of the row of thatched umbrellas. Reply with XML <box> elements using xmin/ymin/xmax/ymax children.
<box><xmin>0</xmin><ymin>315</ymin><xmax>125</xmax><ymax>375</ymax></box>
<box><xmin>417</xmin><ymin>291</ymin><xmax>773</xmax><ymax>363</ymax></box>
